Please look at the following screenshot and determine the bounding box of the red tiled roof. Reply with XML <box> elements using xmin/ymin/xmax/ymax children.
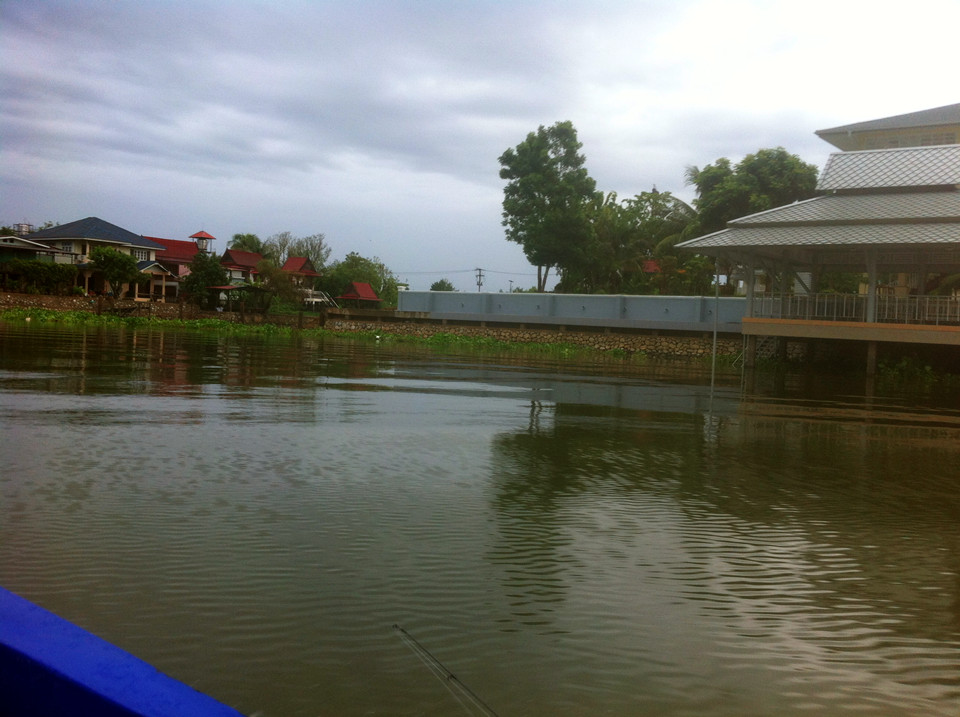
<box><xmin>221</xmin><ymin>249</ymin><xmax>263</xmax><ymax>269</ymax></box>
<box><xmin>190</xmin><ymin>230</ymin><xmax>216</xmax><ymax>240</ymax></box>
<box><xmin>146</xmin><ymin>236</ymin><xmax>199</xmax><ymax>262</ymax></box>
<box><xmin>281</xmin><ymin>256</ymin><xmax>321</xmax><ymax>276</ymax></box>
<box><xmin>337</xmin><ymin>282</ymin><xmax>380</xmax><ymax>301</ymax></box>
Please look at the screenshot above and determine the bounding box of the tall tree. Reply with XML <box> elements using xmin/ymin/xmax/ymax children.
<box><xmin>686</xmin><ymin>147</ymin><xmax>819</xmax><ymax>235</ymax></box>
<box><xmin>499</xmin><ymin>121</ymin><xmax>599</xmax><ymax>291</ymax></box>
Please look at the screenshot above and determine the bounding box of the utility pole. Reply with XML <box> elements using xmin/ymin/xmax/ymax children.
<box><xmin>509</xmin><ymin>279</ymin><xmax>513</xmax><ymax>293</ymax></box>
<box><xmin>475</xmin><ymin>267</ymin><xmax>484</xmax><ymax>292</ymax></box>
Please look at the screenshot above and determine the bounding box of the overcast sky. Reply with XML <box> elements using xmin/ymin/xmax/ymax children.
<box><xmin>2</xmin><ymin>0</ymin><xmax>958</xmax><ymax>291</ymax></box>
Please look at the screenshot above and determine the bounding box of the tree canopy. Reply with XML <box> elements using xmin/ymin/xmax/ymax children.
<box><xmin>430</xmin><ymin>278</ymin><xmax>456</xmax><ymax>291</ymax></box>
<box><xmin>88</xmin><ymin>247</ymin><xmax>142</xmax><ymax>298</ymax></box>
<box><xmin>181</xmin><ymin>251</ymin><xmax>228</xmax><ymax>308</ymax></box>
<box><xmin>685</xmin><ymin>147</ymin><xmax>819</xmax><ymax>235</ymax></box>
<box><xmin>556</xmin><ymin>190</ymin><xmax>709</xmax><ymax>295</ymax></box>
<box><xmin>229</xmin><ymin>233</ymin><xmax>273</xmax><ymax>260</ymax></box>
<box><xmin>499</xmin><ymin>121</ymin><xmax>599</xmax><ymax>291</ymax></box>
<box><xmin>255</xmin><ymin>259</ymin><xmax>305</xmax><ymax>308</ymax></box>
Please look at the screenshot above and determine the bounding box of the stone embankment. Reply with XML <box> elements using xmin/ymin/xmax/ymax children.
<box><xmin>326</xmin><ymin>318</ymin><xmax>741</xmax><ymax>358</ymax></box>
<box><xmin>1</xmin><ymin>293</ymin><xmax>742</xmax><ymax>358</ymax></box>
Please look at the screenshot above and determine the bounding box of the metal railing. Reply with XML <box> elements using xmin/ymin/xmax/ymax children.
<box><xmin>752</xmin><ymin>293</ymin><xmax>960</xmax><ymax>325</ymax></box>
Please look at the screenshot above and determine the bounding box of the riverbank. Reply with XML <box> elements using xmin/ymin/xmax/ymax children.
<box><xmin>0</xmin><ymin>291</ymin><xmax>742</xmax><ymax>363</ymax></box>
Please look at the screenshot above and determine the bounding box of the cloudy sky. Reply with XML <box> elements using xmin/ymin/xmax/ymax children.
<box><xmin>2</xmin><ymin>0</ymin><xmax>958</xmax><ymax>291</ymax></box>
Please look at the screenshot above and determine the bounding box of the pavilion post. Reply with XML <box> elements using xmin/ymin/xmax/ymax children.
<box><xmin>865</xmin><ymin>249</ymin><xmax>878</xmax><ymax>323</ymax></box>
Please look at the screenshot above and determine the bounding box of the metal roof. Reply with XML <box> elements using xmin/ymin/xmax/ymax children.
<box><xmin>817</xmin><ymin>145</ymin><xmax>960</xmax><ymax>191</ymax></box>
<box><xmin>816</xmin><ymin>103</ymin><xmax>960</xmax><ymax>137</ymax></box>
<box><xmin>731</xmin><ymin>191</ymin><xmax>960</xmax><ymax>226</ymax></box>
<box><xmin>677</xmin><ymin>222</ymin><xmax>960</xmax><ymax>250</ymax></box>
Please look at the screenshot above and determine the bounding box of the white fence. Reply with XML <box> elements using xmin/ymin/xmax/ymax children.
<box><xmin>752</xmin><ymin>293</ymin><xmax>960</xmax><ymax>325</ymax></box>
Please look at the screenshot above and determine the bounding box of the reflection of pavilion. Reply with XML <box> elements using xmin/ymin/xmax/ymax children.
<box><xmin>678</xmin><ymin>104</ymin><xmax>960</xmax><ymax>373</ymax></box>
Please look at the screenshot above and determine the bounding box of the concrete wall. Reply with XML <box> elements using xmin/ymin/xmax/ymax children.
<box><xmin>399</xmin><ymin>291</ymin><xmax>745</xmax><ymax>332</ymax></box>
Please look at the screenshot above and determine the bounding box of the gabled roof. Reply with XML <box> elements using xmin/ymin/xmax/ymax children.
<box><xmin>220</xmin><ymin>249</ymin><xmax>262</xmax><ymax>269</ymax></box>
<box><xmin>27</xmin><ymin>217</ymin><xmax>163</xmax><ymax>250</ymax></box>
<box><xmin>145</xmin><ymin>237</ymin><xmax>199</xmax><ymax>262</ymax></box>
<box><xmin>816</xmin><ymin>103</ymin><xmax>960</xmax><ymax>138</ymax></box>
<box><xmin>137</xmin><ymin>260</ymin><xmax>175</xmax><ymax>275</ymax></box>
<box><xmin>337</xmin><ymin>281</ymin><xmax>380</xmax><ymax>301</ymax></box>
<box><xmin>281</xmin><ymin>256</ymin><xmax>321</xmax><ymax>276</ymax></box>
<box><xmin>817</xmin><ymin>145</ymin><xmax>960</xmax><ymax>191</ymax></box>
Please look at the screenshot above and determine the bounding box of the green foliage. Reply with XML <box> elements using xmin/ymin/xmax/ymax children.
<box><xmin>229</xmin><ymin>233</ymin><xmax>273</xmax><ymax>260</ymax></box>
<box><xmin>181</xmin><ymin>251</ymin><xmax>229</xmax><ymax>308</ymax></box>
<box><xmin>3</xmin><ymin>259</ymin><xmax>78</xmax><ymax>295</ymax></box>
<box><xmin>556</xmin><ymin>190</ymin><xmax>707</xmax><ymax>295</ymax></box>
<box><xmin>430</xmin><ymin>278</ymin><xmax>456</xmax><ymax>291</ymax></box>
<box><xmin>318</xmin><ymin>252</ymin><xmax>400</xmax><ymax>307</ymax></box>
<box><xmin>256</xmin><ymin>259</ymin><xmax>305</xmax><ymax>308</ymax></box>
<box><xmin>686</xmin><ymin>147</ymin><xmax>819</xmax><ymax>235</ymax></box>
<box><xmin>88</xmin><ymin>247</ymin><xmax>141</xmax><ymax>298</ymax></box>
<box><xmin>499</xmin><ymin>121</ymin><xmax>600</xmax><ymax>291</ymax></box>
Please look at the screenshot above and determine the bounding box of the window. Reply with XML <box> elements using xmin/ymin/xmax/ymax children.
<box><xmin>133</xmin><ymin>249</ymin><xmax>149</xmax><ymax>261</ymax></box>
<box><xmin>59</xmin><ymin>242</ymin><xmax>75</xmax><ymax>253</ymax></box>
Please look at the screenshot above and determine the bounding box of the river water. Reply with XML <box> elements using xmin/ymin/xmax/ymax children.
<box><xmin>1</xmin><ymin>320</ymin><xmax>958</xmax><ymax>717</ymax></box>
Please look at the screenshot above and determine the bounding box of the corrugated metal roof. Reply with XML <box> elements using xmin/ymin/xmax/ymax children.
<box><xmin>818</xmin><ymin>145</ymin><xmax>960</xmax><ymax>190</ymax></box>
<box><xmin>677</xmin><ymin>222</ymin><xmax>960</xmax><ymax>250</ymax></box>
<box><xmin>816</xmin><ymin>103</ymin><xmax>960</xmax><ymax>136</ymax></box>
<box><xmin>732</xmin><ymin>191</ymin><xmax>960</xmax><ymax>225</ymax></box>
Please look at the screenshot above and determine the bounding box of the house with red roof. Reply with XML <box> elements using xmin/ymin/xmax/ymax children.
<box><xmin>337</xmin><ymin>281</ymin><xmax>380</xmax><ymax>305</ymax></box>
<box><xmin>147</xmin><ymin>237</ymin><xmax>199</xmax><ymax>279</ymax></box>
<box><xmin>220</xmin><ymin>249</ymin><xmax>263</xmax><ymax>283</ymax></box>
<box><xmin>280</xmin><ymin>256</ymin><xmax>321</xmax><ymax>285</ymax></box>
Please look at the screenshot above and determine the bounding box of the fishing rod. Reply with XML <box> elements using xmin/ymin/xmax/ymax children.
<box><xmin>392</xmin><ymin>624</ymin><xmax>501</xmax><ymax>717</ymax></box>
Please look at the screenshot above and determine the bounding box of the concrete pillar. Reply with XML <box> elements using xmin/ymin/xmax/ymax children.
<box><xmin>866</xmin><ymin>341</ymin><xmax>878</xmax><ymax>376</ymax></box>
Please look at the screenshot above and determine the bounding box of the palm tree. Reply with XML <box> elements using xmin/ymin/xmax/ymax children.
<box><xmin>230</xmin><ymin>233</ymin><xmax>270</xmax><ymax>257</ymax></box>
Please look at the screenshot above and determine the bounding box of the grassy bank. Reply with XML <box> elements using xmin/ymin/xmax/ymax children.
<box><xmin>0</xmin><ymin>307</ymin><xmax>654</xmax><ymax>363</ymax></box>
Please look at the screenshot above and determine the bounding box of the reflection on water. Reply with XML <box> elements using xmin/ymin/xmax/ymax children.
<box><xmin>1</xmin><ymin>320</ymin><xmax>959</xmax><ymax>716</ymax></box>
